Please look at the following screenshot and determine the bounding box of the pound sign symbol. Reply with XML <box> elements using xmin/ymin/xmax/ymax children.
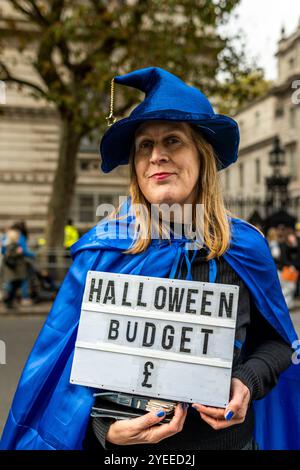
<box><xmin>141</xmin><ymin>361</ymin><xmax>154</xmax><ymax>388</ymax></box>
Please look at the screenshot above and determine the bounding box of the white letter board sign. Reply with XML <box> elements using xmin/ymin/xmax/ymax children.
<box><xmin>70</xmin><ymin>271</ymin><xmax>239</xmax><ymax>407</ymax></box>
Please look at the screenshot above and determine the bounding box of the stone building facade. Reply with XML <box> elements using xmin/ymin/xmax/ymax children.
<box><xmin>222</xmin><ymin>24</ymin><xmax>300</xmax><ymax>222</ymax></box>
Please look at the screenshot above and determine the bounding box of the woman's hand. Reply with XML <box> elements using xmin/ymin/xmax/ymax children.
<box><xmin>106</xmin><ymin>403</ymin><xmax>187</xmax><ymax>445</ymax></box>
<box><xmin>192</xmin><ymin>378</ymin><xmax>251</xmax><ymax>430</ymax></box>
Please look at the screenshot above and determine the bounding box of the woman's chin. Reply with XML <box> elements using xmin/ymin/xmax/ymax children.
<box><xmin>148</xmin><ymin>194</ymin><xmax>183</xmax><ymax>206</ymax></box>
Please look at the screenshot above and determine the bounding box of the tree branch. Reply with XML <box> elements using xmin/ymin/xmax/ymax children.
<box><xmin>0</xmin><ymin>61</ymin><xmax>47</xmax><ymax>97</ymax></box>
<box><xmin>9</xmin><ymin>0</ymin><xmax>33</xmax><ymax>19</ymax></box>
<box><xmin>48</xmin><ymin>0</ymin><xmax>65</xmax><ymax>23</ymax></box>
<box><xmin>35</xmin><ymin>31</ymin><xmax>67</xmax><ymax>92</ymax></box>
<box><xmin>26</xmin><ymin>0</ymin><xmax>49</xmax><ymax>25</ymax></box>
<box><xmin>8</xmin><ymin>0</ymin><xmax>48</xmax><ymax>27</ymax></box>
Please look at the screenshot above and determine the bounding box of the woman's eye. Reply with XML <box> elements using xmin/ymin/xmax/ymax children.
<box><xmin>137</xmin><ymin>140</ymin><xmax>152</xmax><ymax>150</ymax></box>
<box><xmin>166</xmin><ymin>136</ymin><xmax>180</xmax><ymax>145</ymax></box>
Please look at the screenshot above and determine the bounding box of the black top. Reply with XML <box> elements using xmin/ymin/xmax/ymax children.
<box><xmin>82</xmin><ymin>246</ymin><xmax>293</xmax><ymax>450</ymax></box>
<box><xmin>277</xmin><ymin>239</ymin><xmax>300</xmax><ymax>271</ymax></box>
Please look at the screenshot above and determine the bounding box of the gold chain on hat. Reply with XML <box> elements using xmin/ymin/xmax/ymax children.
<box><xmin>105</xmin><ymin>78</ymin><xmax>117</xmax><ymax>127</ymax></box>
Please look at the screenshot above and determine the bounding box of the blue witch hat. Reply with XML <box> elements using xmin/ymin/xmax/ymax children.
<box><xmin>100</xmin><ymin>67</ymin><xmax>239</xmax><ymax>173</ymax></box>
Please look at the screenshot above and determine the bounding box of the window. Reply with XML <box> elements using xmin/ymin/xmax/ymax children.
<box><xmin>289</xmin><ymin>57</ymin><xmax>295</xmax><ymax>69</ymax></box>
<box><xmin>275</xmin><ymin>107</ymin><xmax>284</xmax><ymax>118</ymax></box>
<box><xmin>255</xmin><ymin>158</ymin><xmax>261</xmax><ymax>184</ymax></box>
<box><xmin>76</xmin><ymin>193</ymin><xmax>116</xmax><ymax>224</ymax></box>
<box><xmin>79</xmin><ymin>159</ymin><xmax>100</xmax><ymax>172</ymax></box>
<box><xmin>80</xmin><ymin>161</ymin><xmax>89</xmax><ymax>171</ymax></box>
<box><xmin>255</xmin><ymin>111</ymin><xmax>260</xmax><ymax>127</ymax></box>
<box><xmin>289</xmin><ymin>107</ymin><xmax>296</xmax><ymax>129</ymax></box>
<box><xmin>78</xmin><ymin>195</ymin><xmax>94</xmax><ymax>223</ymax></box>
<box><xmin>80</xmin><ymin>134</ymin><xmax>99</xmax><ymax>153</ymax></box>
<box><xmin>287</xmin><ymin>144</ymin><xmax>298</xmax><ymax>181</ymax></box>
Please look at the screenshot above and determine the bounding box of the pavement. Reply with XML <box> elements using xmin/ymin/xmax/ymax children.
<box><xmin>0</xmin><ymin>300</ymin><xmax>299</xmax><ymax>437</ymax></box>
<box><xmin>0</xmin><ymin>300</ymin><xmax>53</xmax><ymax>316</ymax></box>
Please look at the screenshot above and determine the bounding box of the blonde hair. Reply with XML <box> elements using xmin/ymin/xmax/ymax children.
<box><xmin>107</xmin><ymin>122</ymin><xmax>232</xmax><ymax>260</ymax></box>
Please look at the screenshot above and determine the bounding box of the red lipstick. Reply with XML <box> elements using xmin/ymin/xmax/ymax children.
<box><xmin>151</xmin><ymin>172</ymin><xmax>174</xmax><ymax>180</ymax></box>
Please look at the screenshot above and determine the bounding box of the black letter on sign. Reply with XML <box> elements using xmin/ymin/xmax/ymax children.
<box><xmin>201</xmin><ymin>328</ymin><xmax>213</xmax><ymax>354</ymax></box>
<box><xmin>180</xmin><ymin>327</ymin><xmax>193</xmax><ymax>353</ymax></box>
<box><xmin>162</xmin><ymin>325</ymin><xmax>175</xmax><ymax>350</ymax></box>
<box><xmin>103</xmin><ymin>281</ymin><xmax>116</xmax><ymax>304</ymax></box>
<box><xmin>168</xmin><ymin>287</ymin><xmax>185</xmax><ymax>312</ymax></box>
<box><xmin>137</xmin><ymin>282</ymin><xmax>147</xmax><ymax>307</ymax></box>
<box><xmin>186</xmin><ymin>289</ymin><xmax>198</xmax><ymax>314</ymax></box>
<box><xmin>218</xmin><ymin>292</ymin><xmax>233</xmax><ymax>318</ymax></box>
<box><xmin>143</xmin><ymin>322</ymin><xmax>156</xmax><ymax>347</ymax></box>
<box><xmin>201</xmin><ymin>291</ymin><xmax>214</xmax><ymax>316</ymax></box>
<box><xmin>142</xmin><ymin>361</ymin><xmax>154</xmax><ymax>388</ymax></box>
<box><xmin>122</xmin><ymin>282</ymin><xmax>132</xmax><ymax>306</ymax></box>
<box><xmin>108</xmin><ymin>320</ymin><xmax>119</xmax><ymax>340</ymax></box>
<box><xmin>126</xmin><ymin>321</ymin><xmax>138</xmax><ymax>342</ymax></box>
<box><xmin>89</xmin><ymin>278</ymin><xmax>103</xmax><ymax>302</ymax></box>
<box><xmin>154</xmin><ymin>286</ymin><xmax>167</xmax><ymax>309</ymax></box>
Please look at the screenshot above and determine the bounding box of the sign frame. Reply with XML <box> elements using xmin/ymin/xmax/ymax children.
<box><xmin>70</xmin><ymin>270</ymin><xmax>239</xmax><ymax>408</ymax></box>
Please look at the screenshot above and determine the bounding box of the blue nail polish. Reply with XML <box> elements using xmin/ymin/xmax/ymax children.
<box><xmin>225</xmin><ymin>410</ymin><xmax>234</xmax><ymax>421</ymax></box>
<box><xmin>156</xmin><ymin>410</ymin><xmax>165</xmax><ymax>417</ymax></box>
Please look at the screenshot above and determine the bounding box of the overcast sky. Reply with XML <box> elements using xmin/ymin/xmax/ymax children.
<box><xmin>220</xmin><ymin>0</ymin><xmax>300</xmax><ymax>80</ymax></box>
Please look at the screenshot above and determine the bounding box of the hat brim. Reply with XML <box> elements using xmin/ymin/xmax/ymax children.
<box><xmin>100</xmin><ymin>111</ymin><xmax>239</xmax><ymax>173</ymax></box>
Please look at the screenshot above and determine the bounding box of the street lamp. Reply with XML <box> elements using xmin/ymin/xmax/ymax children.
<box><xmin>265</xmin><ymin>135</ymin><xmax>290</xmax><ymax>216</ymax></box>
<box><xmin>268</xmin><ymin>136</ymin><xmax>286</xmax><ymax>168</ymax></box>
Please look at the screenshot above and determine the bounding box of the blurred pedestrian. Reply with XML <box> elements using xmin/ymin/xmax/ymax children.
<box><xmin>295</xmin><ymin>222</ymin><xmax>300</xmax><ymax>298</ymax></box>
<box><xmin>266</xmin><ymin>227</ymin><xmax>281</xmax><ymax>265</ymax></box>
<box><xmin>12</xmin><ymin>220</ymin><xmax>28</xmax><ymax>241</ymax></box>
<box><xmin>278</xmin><ymin>228</ymin><xmax>300</xmax><ymax>309</ymax></box>
<box><xmin>11</xmin><ymin>221</ymin><xmax>35</xmax><ymax>304</ymax></box>
<box><xmin>64</xmin><ymin>219</ymin><xmax>79</xmax><ymax>251</ymax></box>
<box><xmin>1</xmin><ymin>228</ymin><xmax>29</xmax><ymax>309</ymax></box>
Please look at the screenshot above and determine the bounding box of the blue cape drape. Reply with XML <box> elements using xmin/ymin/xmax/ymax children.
<box><xmin>1</xmin><ymin>208</ymin><xmax>299</xmax><ymax>450</ymax></box>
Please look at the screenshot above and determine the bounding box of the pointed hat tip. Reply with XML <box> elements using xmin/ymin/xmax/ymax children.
<box><xmin>114</xmin><ymin>67</ymin><xmax>180</xmax><ymax>94</ymax></box>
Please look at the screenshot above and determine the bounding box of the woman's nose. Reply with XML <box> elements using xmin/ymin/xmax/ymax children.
<box><xmin>149</xmin><ymin>144</ymin><xmax>169</xmax><ymax>163</ymax></box>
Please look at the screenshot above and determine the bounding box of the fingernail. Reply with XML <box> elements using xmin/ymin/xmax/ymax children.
<box><xmin>192</xmin><ymin>404</ymin><xmax>198</xmax><ymax>409</ymax></box>
<box><xmin>156</xmin><ymin>410</ymin><xmax>165</xmax><ymax>417</ymax></box>
<box><xmin>225</xmin><ymin>410</ymin><xmax>234</xmax><ymax>421</ymax></box>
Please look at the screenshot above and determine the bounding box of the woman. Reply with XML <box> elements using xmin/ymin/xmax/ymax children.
<box><xmin>84</xmin><ymin>121</ymin><xmax>293</xmax><ymax>450</ymax></box>
<box><xmin>1</xmin><ymin>67</ymin><xmax>299</xmax><ymax>451</ymax></box>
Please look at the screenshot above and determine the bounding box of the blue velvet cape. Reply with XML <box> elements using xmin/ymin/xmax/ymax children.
<box><xmin>1</xmin><ymin>210</ymin><xmax>299</xmax><ymax>450</ymax></box>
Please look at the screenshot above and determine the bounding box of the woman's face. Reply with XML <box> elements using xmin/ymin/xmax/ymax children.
<box><xmin>133</xmin><ymin>121</ymin><xmax>200</xmax><ymax>206</ymax></box>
